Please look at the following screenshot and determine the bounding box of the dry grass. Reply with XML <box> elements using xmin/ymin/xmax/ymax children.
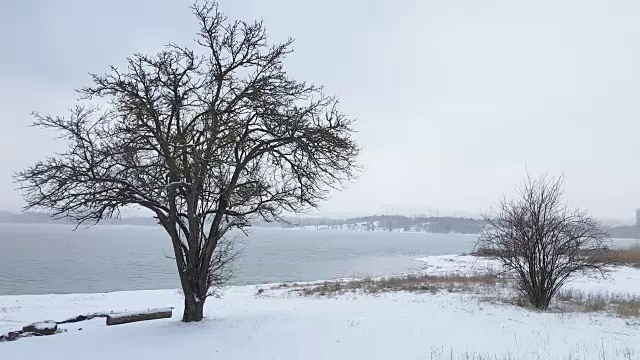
<box><xmin>277</xmin><ymin>272</ymin><xmax>505</xmax><ymax>297</ymax></box>
<box><xmin>424</xmin><ymin>346</ymin><xmax>636</xmax><ymax>360</ymax></box>
<box><xmin>601</xmin><ymin>245</ymin><xmax>640</xmax><ymax>268</ymax></box>
<box><xmin>474</xmin><ymin>244</ymin><xmax>640</xmax><ymax>268</ymax></box>
<box><xmin>584</xmin><ymin>299</ymin><xmax>607</xmax><ymax>312</ymax></box>
<box><xmin>269</xmin><ymin>247</ymin><xmax>640</xmax><ymax>321</ymax></box>
<box><xmin>616</xmin><ymin>301</ymin><xmax>640</xmax><ymax>317</ymax></box>
<box><xmin>554</xmin><ymin>288</ymin><xmax>640</xmax><ymax>317</ymax></box>
<box><xmin>488</xmin><ymin>287</ymin><xmax>640</xmax><ymax>319</ymax></box>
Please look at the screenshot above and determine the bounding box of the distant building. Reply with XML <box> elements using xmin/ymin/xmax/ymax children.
<box><xmin>637</xmin><ymin>209</ymin><xmax>640</xmax><ymax>227</ymax></box>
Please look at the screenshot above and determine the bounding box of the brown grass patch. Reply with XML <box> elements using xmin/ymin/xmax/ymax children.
<box><xmin>584</xmin><ymin>299</ymin><xmax>607</xmax><ymax>312</ymax></box>
<box><xmin>554</xmin><ymin>288</ymin><xmax>640</xmax><ymax>317</ymax></box>
<box><xmin>603</xmin><ymin>245</ymin><xmax>640</xmax><ymax>268</ymax></box>
<box><xmin>616</xmin><ymin>301</ymin><xmax>640</xmax><ymax>317</ymax></box>
<box><xmin>282</xmin><ymin>272</ymin><xmax>505</xmax><ymax>297</ymax></box>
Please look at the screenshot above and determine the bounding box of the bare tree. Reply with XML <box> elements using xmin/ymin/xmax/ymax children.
<box><xmin>15</xmin><ymin>1</ymin><xmax>359</xmax><ymax>322</ymax></box>
<box><xmin>477</xmin><ymin>175</ymin><xmax>611</xmax><ymax>310</ymax></box>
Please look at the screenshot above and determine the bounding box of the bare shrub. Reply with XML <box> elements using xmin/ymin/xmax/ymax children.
<box><xmin>478</xmin><ymin>175</ymin><xmax>613</xmax><ymax>310</ymax></box>
<box><xmin>470</xmin><ymin>247</ymin><xmax>505</xmax><ymax>258</ymax></box>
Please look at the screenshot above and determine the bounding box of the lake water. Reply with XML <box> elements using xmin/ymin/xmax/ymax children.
<box><xmin>1</xmin><ymin>224</ymin><xmax>637</xmax><ymax>296</ymax></box>
<box><xmin>0</xmin><ymin>224</ymin><xmax>480</xmax><ymax>295</ymax></box>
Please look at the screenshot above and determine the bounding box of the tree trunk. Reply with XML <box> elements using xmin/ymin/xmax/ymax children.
<box><xmin>539</xmin><ymin>294</ymin><xmax>552</xmax><ymax>310</ymax></box>
<box><xmin>181</xmin><ymin>266</ymin><xmax>210</xmax><ymax>322</ymax></box>
<box><xmin>527</xmin><ymin>285</ymin><xmax>552</xmax><ymax>310</ymax></box>
<box><xmin>182</xmin><ymin>297</ymin><xmax>205</xmax><ymax>322</ymax></box>
<box><xmin>166</xmin><ymin>229</ymin><xmax>208</xmax><ymax>323</ymax></box>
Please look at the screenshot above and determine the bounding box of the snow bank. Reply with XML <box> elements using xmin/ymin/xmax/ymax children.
<box><xmin>416</xmin><ymin>254</ymin><xmax>640</xmax><ymax>296</ymax></box>
<box><xmin>415</xmin><ymin>254</ymin><xmax>501</xmax><ymax>275</ymax></box>
<box><xmin>0</xmin><ymin>256</ymin><xmax>638</xmax><ymax>359</ymax></box>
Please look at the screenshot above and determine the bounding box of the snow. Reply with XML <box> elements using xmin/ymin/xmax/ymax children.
<box><xmin>565</xmin><ymin>266</ymin><xmax>640</xmax><ymax>297</ymax></box>
<box><xmin>107</xmin><ymin>307</ymin><xmax>174</xmax><ymax>319</ymax></box>
<box><xmin>1</xmin><ymin>256</ymin><xmax>639</xmax><ymax>359</ymax></box>
<box><xmin>416</xmin><ymin>254</ymin><xmax>640</xmax><ymax>296</ymax></box>
<box><xmin>415</xmin><ymin>254</ymin><xmax>502</xmax><ymax>276</ymax></box>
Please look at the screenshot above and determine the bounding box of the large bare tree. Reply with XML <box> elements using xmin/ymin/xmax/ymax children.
<box><xmin>15</xmin><ymin>1</ymin><xmax>359</xmax><ymax>322</ymax></box>
<box><xmin>478</xmin><ymin>175</ymin><xmax>611</xmax><ymax>310</ymax></box>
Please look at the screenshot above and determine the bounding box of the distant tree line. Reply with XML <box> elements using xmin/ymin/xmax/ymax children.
<box><xmin>270</xmin><ymin>215</ymin><xmax>485</xmax><ymax>234</ymax></box>
<box><xmin>6</xmin><ymin>211</ymin><xmax>640</xmax><ymax>239</ymax></box>
<box><xmin>344</xmin><ymin>215</ymin><xmax>484</xmax><ymax>234</ymax></box>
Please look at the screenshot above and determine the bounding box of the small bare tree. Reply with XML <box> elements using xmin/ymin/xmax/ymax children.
<box><xmin>478</xmin><ymin>175</ymin><xmax>611</xmax><ymax>310</ymax></box>
<box><xmin>15</xmin><ymin>1</ymin><xmax>359</xmax><ymax>322</ymax></box>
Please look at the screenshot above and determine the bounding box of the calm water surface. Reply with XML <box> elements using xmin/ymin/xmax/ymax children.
<box><xmin>0</xmin><ymin>224</ymin><xmax>479</xmax><ymax>295</ymax></box>
<box><xmin>1</xmin><ymin>224</ymin><xmax>636</xmax><ymax>296</ymax></box>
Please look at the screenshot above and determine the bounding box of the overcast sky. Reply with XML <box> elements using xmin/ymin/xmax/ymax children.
<box><xmin>2</xmin><ymin>0</ymin><xmax>640</xmax><ymax>220</ymax></box>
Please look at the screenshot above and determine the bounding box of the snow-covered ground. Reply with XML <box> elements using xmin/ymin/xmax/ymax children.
<box><xmin>417</xmin><ymin>254</ymin><xmax>640</xmax><ymax>296</ymax></box>
<box><xmin>1</xmin><ymin>255</ymin><xmax>639</xmax><ymax>360</ymax></box>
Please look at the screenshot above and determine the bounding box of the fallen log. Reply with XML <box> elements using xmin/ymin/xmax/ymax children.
<box><xmin>106</xmin><ymin>307</ymin><xmax>173</xmax><ymax>326</ymax></box>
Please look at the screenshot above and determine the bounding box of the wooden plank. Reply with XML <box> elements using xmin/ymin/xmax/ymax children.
<box><xmin>106</xmin><ymin>307</ymin><xmax>173</xmax><ymax>326</ymax></box>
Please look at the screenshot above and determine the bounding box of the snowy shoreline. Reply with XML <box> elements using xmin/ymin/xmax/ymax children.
<box><xmin>1</xmin><ymin>255</ymin><xmax>639</xmax><ymax>359</ymax></box>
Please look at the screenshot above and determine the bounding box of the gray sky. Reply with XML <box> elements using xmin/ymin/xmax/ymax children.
<box><xmin>2</xmin><ymin>0</ymin><xmax>640</xmax><ymax>221</ymax></box>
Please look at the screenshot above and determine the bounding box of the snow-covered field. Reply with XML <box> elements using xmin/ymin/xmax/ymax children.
<box><xmin>1</xmin><ymin>255</ymin><xmax>639</xmax><ymax>360</ymax></box>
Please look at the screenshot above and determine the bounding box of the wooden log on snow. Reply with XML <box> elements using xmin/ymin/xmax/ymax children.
<box><xmin>106</xmin><ymin>307</ymin><xmax>173</xmax><ymax>326</ymax></box>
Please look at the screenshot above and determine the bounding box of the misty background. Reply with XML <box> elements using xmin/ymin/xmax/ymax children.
<box><xmin>2</xmin><ymin>0</ymin><xmax>640</xmax><ymax>223</ymax></box>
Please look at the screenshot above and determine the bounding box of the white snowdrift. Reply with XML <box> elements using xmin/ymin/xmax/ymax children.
<box><xmin>416</xmin><ymin>254</ymin><xmax>640</xmax><ymax>296</ymax></box>
<box><xmin>0</xmin><ymin>255</ymin><xmax>638</xmax><ymax>360</ymax></box>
